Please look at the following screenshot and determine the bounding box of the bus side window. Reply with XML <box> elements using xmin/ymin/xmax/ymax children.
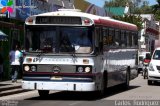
<box><xmin>95</xmin><ymin>28</ymin><xmax>100</xmax><ymax>47</ymax></box>
<box><xmin>103</xmin><ymin>27</ymin><xmax>109</xmax><ymax>53</ymax></box>
<box><xmin>115</xmin><ymin>29</ymin><xmax>120</xmax><ymax>47</ymax></box>
<box><xmin>103</xmin><ymin>28</ymin><xmax>108</xmax><ymax>45</ymax></box>
<box><xmin>121</xmin><ymin>30</ymin><xmax>126</xmax><ymax>47</ymax></box>
<box><xmin>132</xmin><ymin>33</ymin><xmax>134</xmax><ymax>47</ymax></box>
<box><xmin>129</xmin><ymin>31</ymin><xmax>132</xmax><ymax>47</ymax></box>
<box><xmin>134</xmin><ymin>32</ymin><xmax>138</xmax><ymax>46</ymax></box>
<box><xmin>108</xmin><ymin>28</ymin><xmax>114</xmax><ymax>46</ymax></box>
<box><xmin>124</xmin><ymin>31</ymin><xmax>128</xmax><ymax>47</ymax></box>
<box><xmin>126</xmin><ymin>31</ymin><xmax>130</xmax><ymax>47</ymax></box>
<box><xmin>99</xmin><ymin>28</ymin><xmax>103</xmax><ymax>53</ymax></box>
<box><xmin>95</xmin><ymin>27</ymin><xmax>103</xmax><ymax>54</ymax></box>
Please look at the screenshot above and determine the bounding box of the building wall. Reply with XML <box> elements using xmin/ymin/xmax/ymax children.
<box><xmin>155</xmin><ymin>21</ymin><xmax>160</xmax><ymax>48</ymax></box>
<box><xmin>139</xmin><ymin>14</ymin><xmax>159</xmax><ymax>53</ymax></box>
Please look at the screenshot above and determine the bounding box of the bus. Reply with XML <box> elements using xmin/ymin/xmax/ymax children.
<box><xmin>22</xmin><ymin>9</ymin><xmax>138</xmax><ymax>96</ymax></box>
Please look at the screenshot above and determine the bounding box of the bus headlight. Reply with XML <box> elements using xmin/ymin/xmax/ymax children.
<box><xmin>77</xmin><ymin>67</ymin><xmax>83</xmax><ymax>72</ymax></box>
<box><xmin>77</xmin><ymin>66</ymin><xmax>92</xmax><ymax>73</ymax></box>
<box><xmin>24</xmin><ymin>65</ymin><xmax>30</xmax><ymax>72</ymax></box>
<box><xmin>31</xmin><ymin>66</ymin><xmax>37</xmax><ymax>72</ymax></box>
<box><xmin>85</xmin><ymin>67</ymin><xmax>91</xmax><ymax>73</ymax></box>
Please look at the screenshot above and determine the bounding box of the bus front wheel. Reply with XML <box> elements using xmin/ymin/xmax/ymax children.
<box><xmin>38</xmin><ymin>90</ymin><xmax>49</xmax><ymax>97</ymax></box>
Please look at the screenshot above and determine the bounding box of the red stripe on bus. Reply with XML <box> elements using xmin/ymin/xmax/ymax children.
<box><xmin>94</xmin><ymin>19</ymin><xmax>138</xmax><ymax>31</ymax></box>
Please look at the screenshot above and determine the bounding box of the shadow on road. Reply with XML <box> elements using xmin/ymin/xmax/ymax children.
<box><xmin>27</xmin><ymin>84</ymin><xmax>140</xmax><ymax>101</ymax></box>
<box><xmin>0</xmin><ymin>84</ymin><xmax>11</xmax><ymax>86</ymax></box>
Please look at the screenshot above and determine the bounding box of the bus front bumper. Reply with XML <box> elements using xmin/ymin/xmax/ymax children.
<box><xmin>22</xmin><ymin>81</ymin><xmax>97</xmax><ymax>91</ymax></box>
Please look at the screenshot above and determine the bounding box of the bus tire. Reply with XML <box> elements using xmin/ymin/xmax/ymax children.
<box><xmin>103</xmin><ymin>71</ymin><xmax>108</xmax><ymax>90</ymax></box>
<box><xmin>123</xmin><ymin>67</ymin><xmax>130</xmax><ymax>89</ymax></box>
<box><xmin>38</xmin><ymin>90</ymin><xmax>49</xmax><ymax>97</ymax></box>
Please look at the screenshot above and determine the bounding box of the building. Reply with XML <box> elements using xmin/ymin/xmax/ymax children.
<box><xmin>105</xmin><ymin>6</ymin><xmax>129</xmax><ymax>16</ymax></box>
<box><xmin>139</xmin><ymin>14</ymin><xmax>159</xmax><ymax>53</ymax></box>
<box><xmin>155</xmin><ymin>21</ymin><xmax>160</xmax><ymax>48</ymax></box>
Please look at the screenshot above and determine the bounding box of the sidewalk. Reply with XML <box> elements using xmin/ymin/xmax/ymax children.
<box><xmin>0</xmin><ymin>79</ymin><xmax>22</xmax><ymax>87</ymax></box>
<box><xmin>0</xmin><ymin>79</ymin><xmax>23</xmax><ymax>97</ymax></box>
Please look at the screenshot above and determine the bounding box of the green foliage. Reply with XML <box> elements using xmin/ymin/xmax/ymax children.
<box><xmin>133</xmin><ymin>5</ymin><xmax>152</xmax><ymax>14</ymax></box>
<box><xmin>104</xmin><ymin>0</ymin><xmax>155</xmax><ymax>29</ymax></box>
<box><xmin>104</xmin><ymin>0</ymin><xmax>144</xmax><ymax>8</ymax></box>
<box><xmin>152</xmin><ymin>0</ymin><xmax>160</xmax><ymax>20</ymax></box>
<box><xmin>104</xmin><ymin>0</ymin><xmax>128</xmax><ymax>7</ymax></box>
<box><xmin>154</xmin><ymin>11</ymin><xmax>160</xmax><ymax>20</ymax></box>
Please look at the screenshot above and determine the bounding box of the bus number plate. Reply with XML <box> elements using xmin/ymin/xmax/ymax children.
<box><xmin>50</xmin><ymin>76</ymin><xmax>62</xmax><ymax>80</ymax></box>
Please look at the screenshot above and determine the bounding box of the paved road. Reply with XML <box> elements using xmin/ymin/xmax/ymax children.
<box><xmin>1</xmin><ymin>74</ymin><xmax>160</xmax><ymax>106</ymax></box>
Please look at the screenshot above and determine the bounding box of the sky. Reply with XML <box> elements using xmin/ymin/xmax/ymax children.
<box><xmin>86</xmin><ymin>0</ymin><xmax>158</xmax><ymax>7</ymax></box>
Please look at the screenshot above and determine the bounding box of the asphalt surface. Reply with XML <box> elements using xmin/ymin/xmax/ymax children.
<box><xmin>1</xmin><ymin>74</ymin><xmax>160</xmax><ymax>106</ymax></box>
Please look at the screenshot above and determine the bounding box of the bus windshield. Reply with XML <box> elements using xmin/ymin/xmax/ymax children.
<box><xmin>25</xmin><ymin>26</ymin><xmax>93</xmax><ymax>54</ymax></box>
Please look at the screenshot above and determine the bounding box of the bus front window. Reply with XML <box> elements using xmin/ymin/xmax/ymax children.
<box><xmin>59</xmin><ymin>27</ymin><xmax>93</xmax><ymax>53</ymax></box>
<box><xmin>25</xmin><ymin>26</ymin><xmax>93</xmax><ymax>54</ymax></box>
<box><xmin>25</xmin><ymin>26</ymin><xmax>56</xmax><ymax>52</ymax></box>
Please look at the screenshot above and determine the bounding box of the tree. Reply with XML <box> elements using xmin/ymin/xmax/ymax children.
<box><xmin>104</xmin><ymin>0</ymin><xmax>129</xmax><ymax>7</ymax></box>
<box><xmin>104</xmin><ymin>0</ymin><xmax>145</xmax><ymax>8</ymax></box>
<box><xmin>133</xmin><ymin>1</ymin><xmax>152</xmax><ymax>14</ymax></box>
<box><xmin>104</xmin><ymin>0</ymin><xmax>153</xmax><ymax>29</ymax></box>
<box><xmin>104</xmin><ymin>0</ymin><xmax>152</xmax><ymax>14</ymax></box>
<box><xmin>152</xmin><ymin>0</ymin><xmax>160</xmax><ymax>12</ymax></box>
<box><xmin>152</xmin><ymin>0</ymin><xmax>160</xmax><ymax>20</ymax></box>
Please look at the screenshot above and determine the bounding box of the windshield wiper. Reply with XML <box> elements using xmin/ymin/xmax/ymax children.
<box><xmin>36</xmin><ymin>50</ymin><xmax>46</xmax><ymax>57</ymax></box>
<box><xmin>71</xmin><ymin>46</ymin><xmax>77</xmax><ymax>63</ymax></box>
<box><xmin>28</xmin><ymin>50</ymin><xmax>45</xmax><ymax>57</ymax></box>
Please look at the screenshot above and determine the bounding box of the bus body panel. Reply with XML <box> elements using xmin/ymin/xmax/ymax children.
<box><xmin>104</xmin><ymin>49</ymin><xmax>138</xmax><ymax>87</ymax></box>
<box><xmin>22</xmin><ymin>81</ymin><xmax>96</xmax><ymax>91</ymax></box>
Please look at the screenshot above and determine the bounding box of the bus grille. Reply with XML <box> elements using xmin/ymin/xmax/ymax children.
<box><xmin>37</xmin><ymin>65</ymin><xmax>76</xmax><ymax>73</ymax></box>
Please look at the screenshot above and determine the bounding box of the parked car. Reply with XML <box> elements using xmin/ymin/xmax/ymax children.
<box><xmin>148</xmin><ymin>47</ymin><xmax>160</xmax><ymax>85</ymax></box>
<box><xmin>138</xmin><ymin>52</ymin><xmax>151</xmax><ymax>74</ymax></box>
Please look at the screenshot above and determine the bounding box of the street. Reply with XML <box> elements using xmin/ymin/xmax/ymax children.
<box><xmin>1</xmin><ymin>74</ymin><xmax>160</xmax><ymax>106</ymax></box>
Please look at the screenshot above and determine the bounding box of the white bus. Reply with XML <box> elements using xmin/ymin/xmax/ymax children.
<box><xmin>22</xmin><ymin>9</ymin><xmax>138</xmax><ymax>96</ymax></box>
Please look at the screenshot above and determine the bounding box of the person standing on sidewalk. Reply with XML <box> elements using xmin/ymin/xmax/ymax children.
<box><xmin>19</xmin><ymin>45</ymin><xmax>25</xmax><ymax>78</ymax></box>
<box><xmin>9</xmin><ymin>45</ymin><xmax>22</xmax><ymax>83</ymax></box>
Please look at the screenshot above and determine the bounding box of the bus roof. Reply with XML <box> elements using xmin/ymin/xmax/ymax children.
<box><xmin>27</xmin><ymin>9</ymin><xmax>138</xmax><ymax>31</ymax></box>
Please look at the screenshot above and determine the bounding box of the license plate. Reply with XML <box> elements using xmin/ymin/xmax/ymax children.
<box><xmin>50</xmin><ymin>76</ymin><xmax>62</xmax><ymax>80</ymax></box>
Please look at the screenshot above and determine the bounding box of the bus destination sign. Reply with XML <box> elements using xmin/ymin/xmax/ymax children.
<box><xmin>36</xmin><ymin>16</ymin><xmax>82</xmax><ymax>25</ymax></box>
